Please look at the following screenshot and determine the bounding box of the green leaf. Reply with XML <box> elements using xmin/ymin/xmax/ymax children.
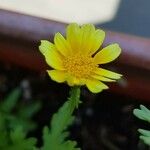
<box><xmin>41</xmin><ymin>87</ymin><xmax>81</xmax><ymax>150</ymax></box>
<box><xmin>9</xmin><ymin>126</ymin><xmax>37</xmax><ymax>150</ymax></box>
<box><xmin>8</xmin><ymin>117</ymin><xmax>37</xmax><ymax>133</ymax></box>
<box><xmin>138</xmin><ymin>129</ymin><xmax>150</xmax><ymax>137</ymax></box>
<box><xmin>133</xmin><ymin>105</ymin><xmax>150</xmax><ymax>146</ymax></box>
<box><xmin>0</xmin><ymin>113</ymin><xmax>8</xmax><ymax>148</ymax></box>
<box><xmin>0</xmin><ymin>88</ymin><xmax>21</xmax><ymax>113</ymax></box>
<box><xmin>138</xmin><ymin>129</ymin><xmax>150</xmax><ymax>146</ymax></box>
<box><xmin>10</xmin><ymin>126</ymin><xmax>26</xmax><ymax>142</ymax></box>
<box><xmin>62</xmin><ymin>141</ymin><xmax>81</xmax><ymax>150</ymax></box>
<box><xmin>139</xmin><ymin>136</ymin><xmax>150</xmax><ymax>146</ymax></box>
<box><xmin>0</xmin><ymin>87</ymin><xmax>41</xmax><ymax>149</ymax></box>
<box><xmin>133</xmin><ymin>105</ymin><xmax>150</xmax><ymax>122</ymax></box>
<box><xmin>18</xmin><ymin>101</ymin><xmax>41</xmax><ymax>119</ymax></box>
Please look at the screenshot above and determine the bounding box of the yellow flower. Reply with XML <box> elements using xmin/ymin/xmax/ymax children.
<box><xmin>39</xmin><ymin>23</ymin><xmax>122</xmax><ymax>93</ymax></box>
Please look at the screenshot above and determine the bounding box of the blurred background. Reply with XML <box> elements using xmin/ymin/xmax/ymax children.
<box><xmin>0</xmin><ymin>0</ymin><xmax>150</xmax><ymax>37</ymax></box>
<box><xmin>0</xmin><ymin>0</ymin><xmax>150</xmax><ymax>150</ymax></box>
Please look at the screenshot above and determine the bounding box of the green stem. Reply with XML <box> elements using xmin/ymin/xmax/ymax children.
<box><xmin>68</xmin><ymin>86</ymin><xmax>81</xmax><ymax>114</ymax></box>
<box><xmin>49</xmin><ymin>86</ymin><xmax>81</xmax><ymax>138</ymax></box>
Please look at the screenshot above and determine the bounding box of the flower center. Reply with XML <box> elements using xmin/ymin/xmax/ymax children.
<box><xmin>63</xmin><ymin>54</ymin><xmax>97</xmax><ymax>78</ymax></box>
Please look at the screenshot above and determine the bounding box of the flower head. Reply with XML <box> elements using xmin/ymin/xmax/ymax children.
<box><xmin>39</xmin><ymin>23</ymin><xmax>122</xmax><ymax>93</ymax></box>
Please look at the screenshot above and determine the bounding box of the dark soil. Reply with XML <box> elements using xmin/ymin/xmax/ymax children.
<box><xmin>0</xmin><ymin>62</ymin><xmax>149</xmax><ymax>150</ymax></box>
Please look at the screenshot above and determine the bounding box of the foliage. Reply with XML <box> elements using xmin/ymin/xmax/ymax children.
<box><xmin>133</xmin><ymin>105</ymin><xmax>150</xmax><ymax>146</ymax></box>
<box><xmin>0</xmin><ymin>86</ymin><xmax>81</xmax><ymax>150</ymax></box>
<box><xmin>0</xmin><ymin>87</ymin><xmax>41</xmax><ymax>150</ymax></box>
<box><xmin>0</xmin><ymin>87</ymin><xmax>41</xmax><ymax>132</ymax></box>
<box><xmin>0</xmin><ymin>125</ymin><xmax>37</xmax><ymax>150</ymax></box>
<box><xmin>41</xmin><ymin>87</ymin><xmax>81</xmax><ymax>150</ymax></box>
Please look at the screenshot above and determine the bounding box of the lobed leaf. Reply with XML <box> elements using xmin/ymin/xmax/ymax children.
<box><xmin>41</xmin><ymin>87</ymin><xmax>81</xmax><ymax>150</ymax></box>
<box><xmin>133</xmin><ymin>105</ymin><xmax>150</xmax><ymax>122</ymax></box>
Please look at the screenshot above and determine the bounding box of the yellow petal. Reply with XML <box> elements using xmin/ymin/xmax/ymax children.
<box><xmin>80</xmin><ymin>25</ymin><xmax>105</xmax><ymax>54</ymax></box>
<box><xmin>89</xmin><ymin>29</ymin><xmax>105</xmax><ymax>55</ymax></box>
<box><xmin>39</xmin><ymin>40</ymin><xmax>64</xmax><ymax>70</ymax></box>
<box><xmin>94</xmin><ymin>44</ymin><xmax>121</xmax><ymax>64</ymax></box>
<box><xmin>67</xmin><ymin>24</ymin><xmax>105</xmax><ymax>55</ymax></box>
<box><xmin>80</xmin><ymin>24</ymin><xmax>95</xmax><ymax>53</ymax></box>
<box><xmin>91</xmin><ymin>74</ymin><xmax>115</xmax><ymax>82</ymax></box>
<box><xmin>54</xmin><ymin>32</ymin><xmax>72</xmax><ymax>56</ymax></box>
<box><xmin>66</xmin><ymin>23</ymin><xmax>81</xmax><ymax>52</ymax></box>
<box><xmin>94</xmin><ymin>68</ymin><xmax>122</xmax><ymax>79</ymax></box>
<box><xmin>47</xmin><ymin>70</ymin><xmax>67</xmax><ymax>83</ymax></box>
<box><xmin>39</xmin><ymin>40</ymin><xmax>53</xmax><ymax>55</ymax></box>
<box><xmin>86</xmin><ymin>79</ymin><xmax>108</xmax><ymax>93</ymax></box>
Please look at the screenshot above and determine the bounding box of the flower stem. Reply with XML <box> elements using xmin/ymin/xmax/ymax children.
<box><xmin>68</xmin><ymin>86</ymin><xmax>81</xmax><ymax>113</ymax></box>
